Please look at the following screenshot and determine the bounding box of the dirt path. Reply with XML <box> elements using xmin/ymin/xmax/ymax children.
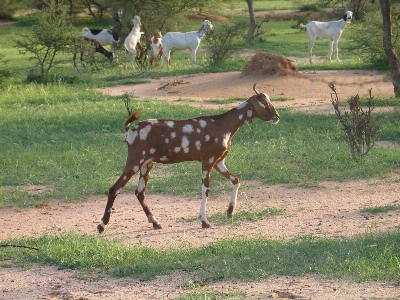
<box><xmin>2</xmin><ymin>70</ymin><xmax>400</xmax><ymax>299</ymax></box>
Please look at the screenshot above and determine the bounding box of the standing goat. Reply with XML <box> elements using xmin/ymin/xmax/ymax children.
<box><xmin>149</xmin><ymin>32</ymin><xmax>163</xmax><ymax>68</ymax></box>
<box><xmin>160</xmin><ymin>20</ymin><xmax>213</xmax><ymax>69</ymax></box>
<box><xmin>300</xmin><ymin>11</ymin><xmax>352</xmax><ymax>63</ymax></box>
<box><xmin>124</xmin><ymin>15</ymin><xmax>142</xmax><ymax>67</ymax></box>
<box><xmin>97</xmin><ymin>84</ymin><xmax>280</xmax><ymax>233</ymax></box>
<box><xmin>73</xmin><ymin>37</ymin><xmax>113</xmax><ymax>68</ymax></box>
<box><xmin>82</xmin><ymin>9</ymin><xmax>123</xmax><ymax>60</ymax></box>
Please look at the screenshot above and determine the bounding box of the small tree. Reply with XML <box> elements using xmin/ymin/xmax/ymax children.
<box><xmin>14</xmin><ymin>0</ymin><xmax>75</xmax><ymax>80</ymax></box>
<box><xmin>330</xmin><ymin>84</ymin><xmax>382</xmax><ymax>159</ymax></box>
<box><xmin>204</xmin><ymin>20</ymin><xmax>247</xmax><ymax>67</ymax></box>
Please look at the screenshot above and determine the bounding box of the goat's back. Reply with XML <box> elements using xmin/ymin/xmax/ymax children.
<box><xmin>162</xmin><ymin>31</ymin><xmax>200</xmax><ymax>51</ymax></box>
<box><xmin>303</xmin><ymin>20</ymin><xmax>345</xmax><ymax>40</ymax></box>
<box><xmin>125</xmin><ymin>117</ymin><xmax>229</xmax><ymax>164</ymax></box>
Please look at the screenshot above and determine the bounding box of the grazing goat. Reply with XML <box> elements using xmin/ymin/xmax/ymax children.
<box><xmin>160</xmin><ymin>20</ymin><xmax>213</xmax><ymax>69</ymax></box>
<box><xmin>124</xmin><ymin>15</ymin><xmax>142</xmax><ymax>67</ymax></box>
<box><xmin>149</xmin><ymin>32</ymin><xmax>163</xmax><ymax>68</ymax></box>
<box><xmin>300</xmin><ymin>10</ymin><xmax>352</xmax><ymax>63</ymax></box>
<box><xmin>97</xmin><ymin>84</ymin><xmax>280</xmax><ymax>233</ymax></box>
<box><xmin>73</xmin><ymin>37</ymin><xmax>113</xmax><ymax>68</ymax></box>
<box><xmin>82</xmin><ymin>9</ymin><xmax>123</xmax><ymax>60</ymax></box>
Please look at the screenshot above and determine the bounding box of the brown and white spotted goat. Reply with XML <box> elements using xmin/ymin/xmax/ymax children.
<box><xmin>97</xmin><ymin>84</ymin><xmax>280</xmax><ymax>233</ymax></box>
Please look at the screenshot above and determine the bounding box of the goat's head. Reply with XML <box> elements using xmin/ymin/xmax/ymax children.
<box><xmin>249</xmin><ymin>83</ymin><xmax>280</xmax><ymax>124</ymax></box>
<box><xmin>113</xmin><ymin>9</ymin><xmax>123</xmax><ymax>22</ymax></box>
<box><xmin>202</xmin><ymin>20</ymin><xmax>214</xmax><ymax>31</ymax></box>
<box><xmin>130</xmin><ymin>15</ymin><xmax>141</xmax><ymax>27</ymax></box>
<box><xmin>343</xmin><ymin>11</ymin><xmax>353</xmax><ymax>23</ymax></box>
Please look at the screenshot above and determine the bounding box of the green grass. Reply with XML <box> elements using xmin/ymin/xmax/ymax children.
<box><xmin>2</xmin><ymin>231</ymin><xmax>400</xmax><ymax>283</ymax></box>
<box><xmin>361</xmin><ymin>204</ymin><xmax>399</xmax><ymax>214</ymax></box>
<box><xmin>1</xmin><ymin>83</ymin><xmax>400</xmax><ymax>208</ymax></box>
<box><xmin>182</xmin><ymin>207</ymin><xmax>286</xmax><ymax>226</ymax></box>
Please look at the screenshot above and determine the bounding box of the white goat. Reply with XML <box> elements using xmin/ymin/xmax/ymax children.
<box><xmin>300</xmin><ymin>11</ymin><xmax>352</xmax><ymax>63</ymax></box>
<box><xmin>97</xmin><ymin>84</ymin><xmax>280</xmax><ymax>232</ymax></box>
<box><xmin>149</xmin><ymin>31</ymin><xmax>163</xmax><ymax>68</ymax></box>
<box><xmin>160</xmin><ymin>20</ymin><xmax>213</xmax><ymax>68</ymax></box>
<box><xmin>124</xmin><ymin>15</ymin><xmax>142</xmax><ymax>67</ymax></box>
<box><xmin>82</xmin><ymin>9</ymin><xmax>123</xmax><ymax>60</ymax></box>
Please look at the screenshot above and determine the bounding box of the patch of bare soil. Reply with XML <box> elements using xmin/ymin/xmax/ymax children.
<box><xmin>2</xmin><ymin>60</ymin><xmax>400</xmax><ymax>298</ymax></box>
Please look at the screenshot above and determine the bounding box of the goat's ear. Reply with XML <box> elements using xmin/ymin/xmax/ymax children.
<box><xmin>250</xmin><ymin>95</ymin><xmax>267</xmax><ymax>120</ymax></box>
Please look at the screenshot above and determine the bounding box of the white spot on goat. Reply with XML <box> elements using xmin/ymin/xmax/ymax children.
<box><xmin>147</xmin><ymin>119</ymin><xmax>159</xmax><ymax>123</ymax></box>
<box><xmin>197</xmin><ymin>128</ymin><xmax>201</xmax><ymax>133</ymax></box>
<box><xmin>209</xmin><ymin>156</ymin><xmax>215</xmax><ymax>164</ymax></box>
<box><xmin>195</xmin><ymin>140</ymin><xmax>201</xmax><ymax>150</ymax></box>
<box><xmin>214</xmin><ymin>138</ymin><xmax>219</xmax><ymax>143</ymax></box>
<box><xmin>125</xmin><ymin>129</ymin><xmax>138</xmax><ymax>144</ymax></box>
<box><xmin>166</xmin><ymin>121</ymin><xmax>174</xmax><ymax>128</ymax></box>
<box><xmin>236</xmin><ymin>102</ymin><xmax>246</xmax><ymax>110</ymax></box>
<box><xmin>140</xmin><ymin>125</ymin><xmax>152</xmax><ymax>140</ymax></box>
<box><xmin>202</xmin><ymin>170</ymin><xmax>209</xmax><ymax>180</ymax></box>
<box><xmin>150</xmin><ymin>148</ymin><xmax>156</xmax><ymax>154</ymax></box>
<box><xmin>138</xmin><ymin>177</ymin><xmax>145</xmax><ymax>192</ymax></box>
<box><xmin>140</xmin><ymin>164</ymin><xmax>148</xmax><ymax>175</ymax></box>
<box><xmin>165</xmin><ymin>138</ymin><xmax>169</xmax><ymax>143</ymax></box>
<box><xmin>182</xmin><ymin>136</ymin><xmax>190</xmax><ymax>153</ymax></box>
<box><xmin>174</xmin><ymin>147</ymin><xmax>181</xmax><ymax>153</ymax></box>
<box><xmin>222</xmin><ymin>132</ymin><xmax>231</xmax><ymax>148</ymax></box>
<box><xmin>238</xmin><ymin>114</ymin><xmax>243</xmax><ymax>120</ymax></box>
<box><xmin>123</xmin><ymin>176</ymin><xmax>127</xmax><ymax>181</ymax></box>
<box><xmin>199</xmin><ymin>120</ymin><xmax>207</xmax><ymax>128</ymax></box>
<box><xmin>182</xmin><ymin>124</ymin><xmax>194</xmax><ymax>133</ymax></box>
<box><xmin>133</xmin><ymin>166</ymin><xmax>139</xmax><ymax>173</ymax></box>
<box><xmin>171</xmin><ymin>132</ymin><xmax>176</xmax><ymax>139</ymax></box>
<box><xmin>160</xmin><ymin>156</ymin><xmax>168</xmax><ymax>161</ymax></box>
<box><xmin>217</xmin><ymin>160</ymin><xmax>228</xmax><ymax>173</ymax></box>
<box><xmin>247</xmin><ymin>110</ymin><xmax>252</xmax><ymax>118</ymax></box>
<box><xmin>205</xmin><ymin>135</ymin><xmax>210</xmax><ymax>141</ymax></box>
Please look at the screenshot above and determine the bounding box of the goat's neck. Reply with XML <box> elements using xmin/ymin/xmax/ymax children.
<box><xmin>212</xmin><ymin>101</ymin><xmax>255</xmax><ymax>137</ymax></box>
<box><xmin>197</xmin><ymin>26</ymin><xmax>206</xmax><ymax>38</ymax></box>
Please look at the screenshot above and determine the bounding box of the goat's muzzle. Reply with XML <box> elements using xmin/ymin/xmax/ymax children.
<box><xmin>270</xmin><ymin>114</ymin><xmax>280</xmax><ymax>124</ymax></box>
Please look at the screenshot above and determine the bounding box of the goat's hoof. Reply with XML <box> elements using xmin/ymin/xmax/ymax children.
<box><xmin>97</xmin><ymin>224</ymin><xmax>105</xmax><ymax>233</ymax></box>
<box><xmin>153</xmin><ymin>223</ymin><xmax>162</xmax><ymax>230</ymax></box>
<box><xmin>201</xmin><ymin>221</ymin><xmax>211</xmax><ymax>228</ymax></box>
<box><xmin>227</xmin><ymin>207</ymin><xmax>234</xmax><ymax>218</ymax></box>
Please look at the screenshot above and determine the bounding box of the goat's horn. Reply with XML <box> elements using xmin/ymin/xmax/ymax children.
<box><xmin>253</xmin><ymin>83</ymin><xmax>260</xmax><ymax>95</ymax></box>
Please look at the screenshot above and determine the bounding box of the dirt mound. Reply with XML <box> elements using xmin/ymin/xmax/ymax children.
<box><xmin>241</xmin><ymin>52</ymin><xmax>298</xmax><ymax>77</ymax></box>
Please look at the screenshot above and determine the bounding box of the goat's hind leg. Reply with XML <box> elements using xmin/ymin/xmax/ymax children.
<box><xmin>214</xmin><ymin>158</ymin><xmax>240</xmax><ymax>219</ymax></box>
<box><xmin>135</xmin><ymin>162</ymin><xmax>162</xmax><ymax>229</ymax></box>
<box><xmin>98</xmin><ymin>168</ymin><xmax>135</xmax><ymax>233</ymax></box>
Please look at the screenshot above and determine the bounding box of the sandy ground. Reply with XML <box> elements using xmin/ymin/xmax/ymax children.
<box><xmin>1</xmin><ymin>70</ymin><xmax>400</xmax><ymax>299</ymax></box>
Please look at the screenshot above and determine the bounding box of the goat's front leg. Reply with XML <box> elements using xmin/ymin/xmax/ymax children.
<box><xmin>333</xmin><ymin>39</ymin><xmax>340</xmax><ymax>61</ymax></box>
<box><xmin>98</xmin><ymin>168</ymin><xmax>135</xmax><ymax>233</ymax></box>
<box><xmin>191</xmin><ymin>49</ymin><xmax>197</xmax><ymax>66</ymax></box>
<box><xmin>307</xmin><ymin>38</ymin><xmax>315</xmax><ymax>63</ymax></box>
<box><xmin>200</xmin><ymin>162</ymin><xmax>213</xmax><ymax>228</ymax></box>
<box><xmin>329</xmin><ymin>39</ymin><xmax>334</xmax><ymax>62</ymax></box>
<box><xmin>135</xmin><ymin>162</ymin><xmax>162</xmax><ymax>229</ymax></box>
<box><xmin>214</xmin><ymin>158</ymin><xmax>240</xmax><ymax>218</ymax></box>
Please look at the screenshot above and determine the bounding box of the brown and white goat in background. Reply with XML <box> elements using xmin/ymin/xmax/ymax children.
<box><xmin>97</xmin><ymin>84</ymin><xmax>280</xmax><ymax>233</ymax></box>
<box><xmin>149</xmin><ymin>31</ymin><xmax>163</xmax><ymax>68</ymax></box>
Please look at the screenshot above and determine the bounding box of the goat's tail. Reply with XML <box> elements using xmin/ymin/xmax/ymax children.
<box><xmin>299</xmin><ymin>23</ymin><xmax>306</xmax><ymax>29</ymax></box>
<box><xmin>124</xmin><ymin>110</ymin><xmax>141</xmax><ymax>132</ymax></box>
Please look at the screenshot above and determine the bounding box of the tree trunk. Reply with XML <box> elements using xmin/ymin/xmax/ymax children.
<box><xmin>379</xmin><ymin>0</ymin><xmax>400</xmax><ymax>97</ymax></box>
<box><xmin>246</xmin><ymin>0</ymin><xmax>256</xmax><ymax>42</ymax></box>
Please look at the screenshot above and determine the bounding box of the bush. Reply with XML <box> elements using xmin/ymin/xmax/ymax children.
<box><xmin>344</xmin><ymin>5</ymin><xmax>400</xmax><ymax>69</ymax></box>
<box><xmin>14</xmin><ymin>0</ymin><xmax>76</xmax><ymax>81</ymax></box>
<box><xmin>203</xmin><ymin>19</ymin><xmax>247</xmax><ymax>67</ymax></box>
